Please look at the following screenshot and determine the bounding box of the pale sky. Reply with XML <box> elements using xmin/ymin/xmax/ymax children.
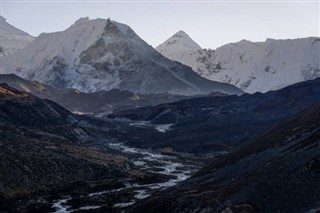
<box><xmin>1</xmin><ymin>0</ymin><xmax>319</xmax><ymax>49</ymax></box>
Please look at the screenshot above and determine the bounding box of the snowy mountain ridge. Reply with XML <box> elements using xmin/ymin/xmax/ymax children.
<box><xmin>0</xmin><ymin>16</ymin><xmax>34</xmax><ymax>56</ymax></box>
<box><xmin>156</xmin><ymin>30</ymin><xmax>202</xmax><ymax>59</ymax></box>
<box><xmin>156</xmin><ymin>32</ymin><xmax>320</xmax><ymax>93</ymax></box>
<box><xmin>1</xmin><ymin>17</ymin><xmax>242</xmax><ymax>96</ymax></box>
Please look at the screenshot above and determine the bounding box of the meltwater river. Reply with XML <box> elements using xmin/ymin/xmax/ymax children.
<box><xmin>52</xmin><ymin>142</ymin><xmax>199</xmax><ymax>212</ymax></box>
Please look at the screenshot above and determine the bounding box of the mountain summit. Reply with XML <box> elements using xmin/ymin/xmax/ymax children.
<box><xmin>0</xmin><ymin>16</ymin><xmax>34</xmax><ymax>56</ymax></box>
<box><xmin>157</xmin><ymin>30</ymin><xmax>202</xmax><ymax>51</ymax></box>
<box><xmin>156</xmin><ymin>30</ymin><xmax>202</xmax><ymax>60</ymax></box>
<box><xmin>157</xmin><ymin>33</ymin><xmax>320</xmax><ymax>93</ymax></box>
<box><xmin>2</xmin><ymin>18</ymin><xmax>242</xmax><ymax>96</ymax></box>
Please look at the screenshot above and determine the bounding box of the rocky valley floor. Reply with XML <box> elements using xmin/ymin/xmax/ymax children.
<box><xmin>1</xmin><ymin>79</ymin><xmax>320</xmax><ymax>213</ymax></box>
<box><xmin>0</xmin><ymin>143</ymin><xmax>205</xmax><ymax>213</ymax></box>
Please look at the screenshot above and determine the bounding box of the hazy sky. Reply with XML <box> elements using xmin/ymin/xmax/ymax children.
<box><xmin>1</xmin><ymin>1</ymin><xmax>319</xmax><ymax>48</ymax></box>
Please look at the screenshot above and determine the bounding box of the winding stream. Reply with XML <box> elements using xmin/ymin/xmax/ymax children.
<box><xmin>52</xmin><ymin>143</ymin><xmax>198</xmax><ymax>212</ymax></box>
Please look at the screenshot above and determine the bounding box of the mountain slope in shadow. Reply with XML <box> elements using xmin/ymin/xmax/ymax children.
<box><xmin>110</xmin><ymin>78</ymin><xmax>320</xmax><ymax>153</ymax></box>
<box><xmin>131</xmin><ymin>100</ymin><xmax>320</xmax><ymax>212</ymax></box>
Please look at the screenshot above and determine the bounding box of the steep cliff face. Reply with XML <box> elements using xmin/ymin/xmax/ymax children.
<box><xmin>157</xmin><ymin>32</ymin><xmax>320</xmax><ymax>93</ymax></box>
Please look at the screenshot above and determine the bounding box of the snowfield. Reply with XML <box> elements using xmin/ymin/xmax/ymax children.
<box><xmin>157</xmin><ymin>31</ymin><xmax>320</xmax><ymax>93</ymax></box>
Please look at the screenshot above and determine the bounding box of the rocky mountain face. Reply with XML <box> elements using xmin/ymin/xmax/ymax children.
<box><xmin>110</xmin><ymin>77</ymin><xmax>320</xmax><ymax>153</ymax></box>
<box><xmin>0</xmin><ymin>84</ymin><xmax>204</xmax><ymax>212</ymax></box>
<box><xmin>0</xmin><ymin>16</ymin><xmax>34</xmax><ymax>56</ymax></box>
<box><xmin>156</xmin><ymin>32</ymin><xmax>320</xmax><ymax>93</ymax></box>
<box><xmin>131</xmin><ymin>100</ymin><xmax>320</xmax><ymax>213</ymax></box>
<box><xmin>0</xmin><ymin>74</ymin><xmax>193</xmax><ymax>113</ymax></box>
<box><xmin>0</xmin><ymin>84</ymin><xmax>131</xmax><ymax>201</ymax></box>
<box><xmin>0</xmin><ymin>74</ymin><xmax>62</xmax><ymax>100</ymax></box>
<box><xmin>1</xmin><ymin>17</ymin><xmax>242</xmax><ymax>96</ymax></box>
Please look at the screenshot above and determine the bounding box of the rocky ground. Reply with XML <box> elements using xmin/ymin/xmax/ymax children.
<box><xmin>110</xmin><ymin>78</ymin><xmax>320</xmax><ymax>153</ymax></box>
<box><xmin>129</xmin><ymin>102</ymin><xmax>320</xmax><ymax>213</ymax></box>
<box><xmin>1</xmin><ymin>79</ymin><xmax>320</xmax><ymax>212</ymax></box>
<box><xmin>0</xmin><ymin>142</ymin><xmax>205</xmax><ymax>213</ymax></box>
<box><xmin>0</xmin><ymin>84</ymin><xmax>207</xmax><ymax>213</ymax></box>
<box><xmin>0</xmin><ymin>74</ymin><xmax>195</xmax><ymax>114</ymax></box>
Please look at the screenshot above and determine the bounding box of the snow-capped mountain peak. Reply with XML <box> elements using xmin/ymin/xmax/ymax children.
<box><xmin>0</xmin><ymin>16</ymin><xmax>34</xmax><ymax>56</ymax></box>
<box><xmin>2</xmin><ymin>17</ymin><xmax>242</xmax><ymax>96</ymax></box>
<box><xmin>171</xmin><ymin>30</ymin><xmax>201</xmax><ymax>50</ymax></box>
<box><xmin>73</xmin><ymin>16</ymin><xmax>90</xmax><ymax>25</ymax></box>
<box><xmin>155</xmin><ymin>30</ymin><xmax>203</xmax><ymax>72</ymax></box>
<box><xmin>157</xmin><ymin>34</ymin><xmax>320</xmax><ymax>93</ymax></box>
<box><xmin>156</xmin><ymin>30</ymin><xmax>202</xmax><ymax>58</ymax></box>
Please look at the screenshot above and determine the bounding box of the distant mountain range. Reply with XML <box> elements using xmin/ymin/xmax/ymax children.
<box><xmin>2</xmin><ymin>16</ymin><xmax>319</xmax><ymax>95</ymax></box>
<box><xmin>1</xmin><ymin>17</ymin><xmax>242</xmax><ymax>96</ymax></box>
<box><xmin>0</xmin><ymin>16</ymin><xmax>34</xmax><ymax>56</ymax></box>
<box><xmin>157</xmin><ymin>31</ymin><xmax>320</xmax><ymax>93</ymax></box>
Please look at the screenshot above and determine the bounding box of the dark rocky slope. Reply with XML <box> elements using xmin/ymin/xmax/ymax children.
<box><xmin>0</xmin><ymin>74</ymin><xmax>193</xmax><ymax>113</ymax></box>
<box><xmin>110</xmin><ymin>78</ymin><xmax>320</xmax><ymax>153</ymax></box>
<box><xmin>0</xmin><ymin>84</ymin><xmax>204</xmax><ymax>212</ymax></box>
<box><xmin>130</xmin><ymin>101</ymin><xmax>320</xmax><ymax>213</ymax></box>
<box><xmin>0</xmin><ymin>84</ymin><xmax>130</xmax><ymax>200</ymax></box>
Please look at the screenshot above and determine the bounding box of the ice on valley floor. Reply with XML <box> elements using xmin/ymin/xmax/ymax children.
<box><xmin>88</xmin><ymin>183</ymin><xmax>134</xmax><ymax>197</ymax></box>
<box><xmin>113</xmin><ymin>201</ymin><xmax>135</xmax><ymax>208</ymax></box>
<box><xmin>128</xmin><ymin>121</ymin><xmax>174</xmax><ymax>133</ymax></box>
<box><xmin>53</xmin><ymin>143</ymin><xmax>194</xmax><ymax>211</ymax></box>
<box><xmin>109</xmin><ymin>143</ymin><xmax>167</xmax><ymax>159</ymax></box>
<box><xmin>53</xmin><ymin>201</ymin><xmax>103</xmax><ymax>212</ymax></box>
<box><xmin>202</xmin><ymin>107</ymin><xmax>214</xmax><ymax>111</ymax></box>
<box><xmin>307</xmin><ymin>207</ymin><xmax>320</xmax><ymax>213</ymax></box>
<box><xmin>108</xmin><ymin>143</ymin><xmax>191</xmax><ymax>188</ymax></box>
<box><xmin>155</xmin><ymin>124</ymin><xmax>174</xmax><ymax>132</ymax></box>
<box><xmin>129</xmin><ymin>121</ymin><xmax>150</xmax><ymax>127</ymax></box>
<box><xmin>52</xmin><ymin>197</ymin><xmax>71</xmax><ymax>213</ymax></box>
<box><xmin>133</xmin><ymin>160</ymin><xmax>147</xmax><ymax>167</ymax></box>
<box><xmin>134</xmin><ymin>189</ymin><xmax>151</xmax><ymax>199</ymax></box>
<box><xmin>76</xmin><ymin>206</ymin><xmax>102</xmax><ymax>211</ymax></box>
<box><xmin>72</xmin><ymin>111</ymin><xmax>93</xmax><ymax>115</ymax></box>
